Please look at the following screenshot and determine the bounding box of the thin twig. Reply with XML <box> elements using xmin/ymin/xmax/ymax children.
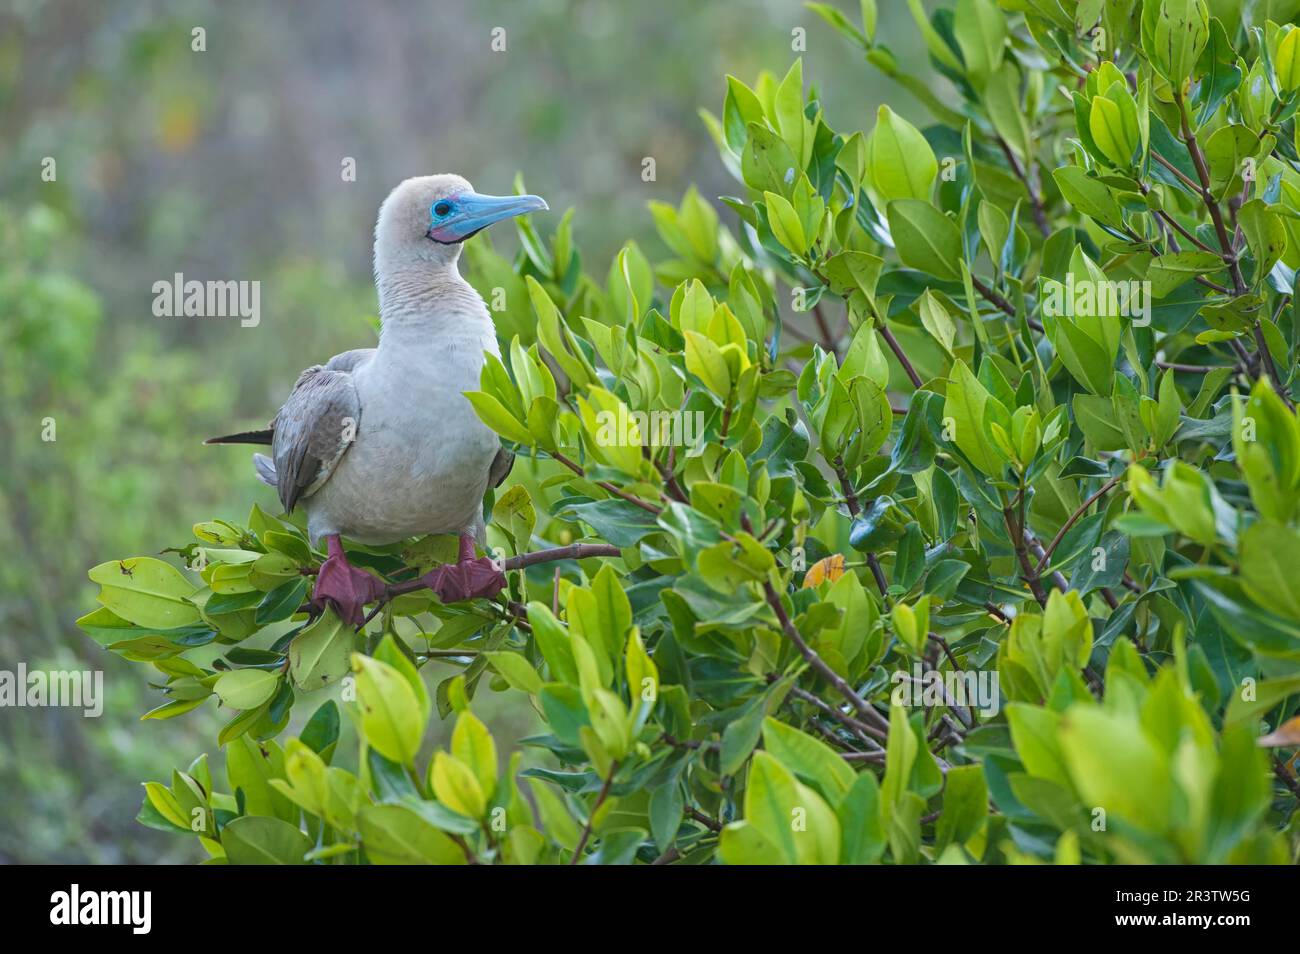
<box><xmin>1004</xmin><ymin>502</ymin><xmax>1048</xmax><ymax>607</ymax></box>
<box><xmin>1176</xmin><ymin>92</ymin><xmax>1246</xmax><ymax>295</ymax></box>
<box><xmin>1033</xmin><ymin>474</ymin><xmax>1123</xmax><ymax>576</ymax></box>
<box><xmin>1156</xmin><ymin>361</ymin><xmax>1226</xmax><ymax>373</ymax></box>
<box><xmin>569</xmin><ymin>762</ymin><xmax>619</xmax><ymax>864</ymax></box>
<box><xmin>505</xmin><ymin>543</ymin><xmax>622</xmax><ymax>571</ymax></box>
<box><xmin>685</xmin><ymin>807</ymin><xmax>723</xmax><ymax>833</ymax></box>
<box><xmin>812</xmin><ymin>302</ymin><xmax>838</xmax><ymax>354</ymax></box>
<box><xmin>788</xmin><ymin>683</ymin><xmax>887</xmax><ymax>745</ymax></box>
<box><xmin>763</xmin><ymin>580</ymin><xmax>883</xmax><ymax>729</ymax></box>
<box><xmin>552</xmin><ymin>451</ymin><xmax>663</xmax><ymax>515</ymax></box>
<box><xmin>972</xmin><ymin>275</ymin><xmax>1045</xmax><ymax>333</ymax></box>
<box><xmin>1152</xmin><ymin>150</ymin><xmax>1202</xmax><ymax>193</ymax></box>
<box><xmin>877</xmin><ymin>322</ymin><xmax>924</xmax><ymax>389</ymax></box>
<box><xmin>996</xmin><ymin>135</ymin><xmax>1050</xmax><ymax>237</ymax></box>
<box><xmin>830</xmin><ymin>454</ymin><xmax>889</xmax><ymax>597</ymax></box>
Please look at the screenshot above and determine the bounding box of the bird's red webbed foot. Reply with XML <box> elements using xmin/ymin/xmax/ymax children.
<box><xmin>420</xmin><ymin>534</ymin><xmax>506</xmax><ymax>603</ymax></box>
<box><xmin>312</xmin><ymin>535</ymin><xmax>388</xmax><ymax>626</ymax></box>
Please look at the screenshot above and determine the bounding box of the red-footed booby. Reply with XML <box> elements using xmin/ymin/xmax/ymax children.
<box><xmin>207</xmin><ymin>175</ymin><xmax>547</xmax><ymax>625</ymax></box>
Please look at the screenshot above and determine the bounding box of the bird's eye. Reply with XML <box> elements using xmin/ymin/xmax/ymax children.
<box><xmin>434</xmin><ymin>201</ymin><xmax>453</xmax><ymax>217</ymax></box>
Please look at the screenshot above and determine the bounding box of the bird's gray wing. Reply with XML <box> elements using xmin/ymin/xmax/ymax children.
<box><xmin>489</xmin><ymin>445</ymin><xmax>515</xmax><ymax>489</ymax></box>
<box><xmin>324</xmin><ymin>347</ymin><xmax>375</xmax><ymax>373</ymax></box>
<box><xmin>271</xmin><ymin>365</ymin><xmax>361</xmax><ymax>514</ymax></box>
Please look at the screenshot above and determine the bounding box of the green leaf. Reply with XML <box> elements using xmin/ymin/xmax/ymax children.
<box><xmin>214</xmin><ymin>668</ymin><xmax>281</xmax><ymax>710</ymax></box>
<box><xmin>288</xmin><ymin>609</ymin><xmax>354</xmax><ymax>691</ymax></box>
<box><xmin>1058</xmin><ymin>704</ymin><xmax>1173</xmax><ymax>833</ymax></box>
<box><xmin>764</xmin><ymin>190</ymin><xmax>810</xmax><ymax>255</ymax></box>
<box><xmin>464</xmin><ymin>391</ymin><xmax>533</xmax><ymax>446</ymax></box>
<box><xmin>1238</xmin><ymin>199</ymin><xmax>1287</xmax><ymax>278</ymax></box>
<box><xmin>352</xmin><ymin>653</ymin><xmax>426</xmax><ymax>766</ymax></box>
<box><xmin>256</xmin><ymin>576</ymin><xmax>309</xmax><ymax>626</ymax></box>
<box><xmin>935</xmin><ymin>764</ymin><xmax>987</xmax><ymax>851</ymax></box>
<box><xmin>485</xmin><ymin>651</ymin><xmax>544</xmax><ymax>695</ymax></box>
<box><xmin>886</xmin><ymin>200</ymin><xmax>963</xmax><ymax>281</ymax></box>
<box><xmin>761</xmin><ymin>717</ymin><xmax>855</xmax><ymax>806</ymax></box>
<box><xmin>1147</xmin><ymin>251</ymin><xmax>1223</xmax><ymax>298</ymax></box>
<box><xmin>719</xmin><ymin>819</ymin><xmax>788</xmax><ymax>865</ymax></box>
<box><xmin>88</xmin><ymin>557</ymin><xmax>200</xmax><ymax>629</ymax></box>
<box><xmin>1239</xmin><ymin>521</ymin><xmax>1300</xmax><ymax>620</ymax></box>
<box><xmin>881</xmin><ymin>704</ymin><xmax>918</xmax><ymax>821</ymax></box>
<box><xmin>683</xmin><ymin>330</ymin><xmax>734</xmax><ymax>396</ymax></box>
<box><xmin>742</xmin><ymin>750</ymin><xmax>800</xmax><ymax>863</ymax></box>
<box><xmin>1051</xmin><ymin>167</ymin><xmax>1125</xmax><ymax>230</ymax></box>
<box><xmin>943</xmin><ymin>360</ymin><xmax>1006</xmax><ymax>475</ymax></box>
<box><xmin>358</xmin><ymin>804</ymin><xmax>465</xmax><ymax>865</ymax></box>
<box><xmin>953</xmin><ymin>0</ymin><xmax>1006</xmax><ymax>89</ymax></box>
<box><xmin>837</xmin><ymin>772</ymin><xmax>886</xmax><ymax>864</ymax></box>
<box><xmin>221</xmin><ymin>816</ymin><xmax>310</xmax><ymax>865</ymax></box>
<box><xmin>866</xmin><ymin>106</ymin><xmax>937</xmax><ymax>202</ymax></box>
<box><xmin>431</xmin><ymin>751</ymin><xmax>487</xmax><ymax>819</ymax></box>
<box><xmin>451</xmin><ymin>711</ymin><xmax>498</xmax><ymax>803</ymax></box>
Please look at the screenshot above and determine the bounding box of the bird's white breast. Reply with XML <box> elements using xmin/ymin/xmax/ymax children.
<box><xmin>305</xmin><ymin>317</ymin><xmax>500</xmax><ymax>545</ymax></box>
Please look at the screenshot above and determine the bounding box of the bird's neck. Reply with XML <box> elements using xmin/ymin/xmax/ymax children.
<box><xmin>375</xmin><ymin>261</ymin><xmax>494</xmax><ymax>351</ymax></box>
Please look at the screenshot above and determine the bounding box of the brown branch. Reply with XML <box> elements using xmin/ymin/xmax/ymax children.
<box><xmin>685</xmin><ymin>807</ymin><xmax>723</xmax><ymax>833</ymax></box>
<box><xmin>551</xmin><ymin>451</ymin><xmax>663</xmax><ymax>515</ymax></box>
<box><xmin>839</xmin><ymin>750</ymin><xmax>887</xmax><ymax>763</ymax></box>
<box><xmin>1033</xmin><ymin>474</ymin><xmax>1123</xmax><ymax>576</ymax></box>
<box><xmin>996</xmin><ymin>135</ymin><xmax>1050</xmax><ymax>237</ymax></box>
<box><xmin>1253</xmin><ymin>318</ymin><xmax>1294</xmax><ymax>410</ymax></box>
<box><xmin>569</xmin><ymin>762</ymin><xmax>619</xmax><ymax>864</ymax></box>
<box><xmin>877</xmin><ymin>321</ymin><xmax>924</xmax><ymax>389</ymax></box>
<box><xmin>812</xmin><ymin>302</ymin><xmax>838</xmax><ymax>353</ymax></box>
<box><xmin>1157</xmin><ymin>361</ymin><xmax>1227</xmax><ymax>373</ymax></box>
<box><xmin>927</xmin><ymin>633</ymin><xmax>965</xmax><ymax>672</ymax></box>
<box><xmin>1152</xmin><ymin>150</ymin><xmax>1202</xmax><ymax>193</ymax></box>
<box><xmin>719</xmin><ymin>395</ymin><xmax>734</xmax><ymax>441</ymax></box>
<box><xmin>763</xmin><ymin>580</ymin><xmax>883</xmax><ymax>730</ymax></box>
<box><xmin>1176</xmin><ymin>92</ymin><xmax>1246</xmax><ymax>295</ymax></box>
<box><xmin>504</xmin><ymin>543</ymin><xmax>621</xmax><ymax>571</ymax></box>
<box><xmin>654</xmin><ymin>447</ymin><xmax>690</xmax><ymax>503</ymax></box>
<box><xmin>830</xmin><ymin>454</ymin><xmax>889</xmax><ymax>598</ymax></box>
<box><xmin>787</xmin><ymin>683</ymin><xmax>887</xmax><ymax>745</ymax></box>
<box><xmin>1175</xmin><ymin>93</ymin><xmax>1291</xmax><ymax>405</ymax></box>
<box><xmin>1195</xmin><ymin>275</ymin><xmax>1232</xmax><ymax>296</ymax></box>
<box><xmin>984</xmin><ymin>601</ymin><xmax>1012</xmax><ymax>624</ymax></box>
<box><xmin>1273</xmin><ymin>755</ymin><xmax>1300</xmax><ymax>800</ymax></box>
<box><xmin>972</xmin><ymin>275</ymin><xmax>1045</xmax><ymax>333</ymax></box>
<box><xmin>1154</xmin><ymin>208</ymin><xmax>1217</xmax><ymax>255</ymax></box>
<box><xmin>1003</xmin><ymin>502</ymin><xmax>1048</xmax><ymax>607</ymax></box>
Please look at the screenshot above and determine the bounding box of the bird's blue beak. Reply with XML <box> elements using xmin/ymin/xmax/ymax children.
<box><xmin>427</xmin><ymin>191</ymin><xmax>548</xmax><ymax>243</ymax></box>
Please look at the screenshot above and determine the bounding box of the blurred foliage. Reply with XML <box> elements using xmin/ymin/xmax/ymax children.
<box><xmin>0</xmin><ymin>0</ymin><xmax>914</xmax><ymax>862</ymax></box>
<box><xmin>73</xmin><ymin>0</ymin><xmax>1300</xmax><ymax>864</ymax></box>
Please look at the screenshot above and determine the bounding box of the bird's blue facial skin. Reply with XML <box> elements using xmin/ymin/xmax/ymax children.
<box><xmin>427</xmin><ymin>191</ymin><xmax>548</xmax><ymax>243</ymax></box>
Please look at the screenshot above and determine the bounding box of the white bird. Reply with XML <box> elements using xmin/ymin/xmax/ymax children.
<box><xmin>207</xmin><ymin>174</ymin><xmax>547</xmax><ymax>624</ymax></box>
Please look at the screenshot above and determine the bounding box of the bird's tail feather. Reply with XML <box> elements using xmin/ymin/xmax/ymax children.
<box><xmin>253</xmin><ymin>453</ymin><xmax>277</xmax><ymax>487</ymax></box>
<box><xmin>205</xmin><ymin>428</ymin><xmax>273</xmax><ymax>445</ymax></box>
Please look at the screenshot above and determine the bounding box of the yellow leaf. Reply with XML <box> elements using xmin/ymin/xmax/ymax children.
<box><xmin>802</xmin><ymin>554</ymin><xmax>846</xmax><ymax>588</ymax></box>
<box><xmin>1257</xmin><ymin>715</ymin><xmax>1300</xmax><ymax>748</ymax></box>
<box><xmin>430</xmin><ymin>752</ymin><xmax>487</xmax><ymax>819</ymax></box>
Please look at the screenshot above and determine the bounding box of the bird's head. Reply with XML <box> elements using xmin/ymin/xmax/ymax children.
<box><xmin>375</xmin><ymin>174</ymin><xmax>547</xmax><ymax>268</ymax></box>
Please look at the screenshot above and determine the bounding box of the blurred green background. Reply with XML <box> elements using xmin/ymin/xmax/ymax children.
<box><xmin>0</xmin><ymin>0</ymin><xmax>928</xmax><ymax>862</ymax></box>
